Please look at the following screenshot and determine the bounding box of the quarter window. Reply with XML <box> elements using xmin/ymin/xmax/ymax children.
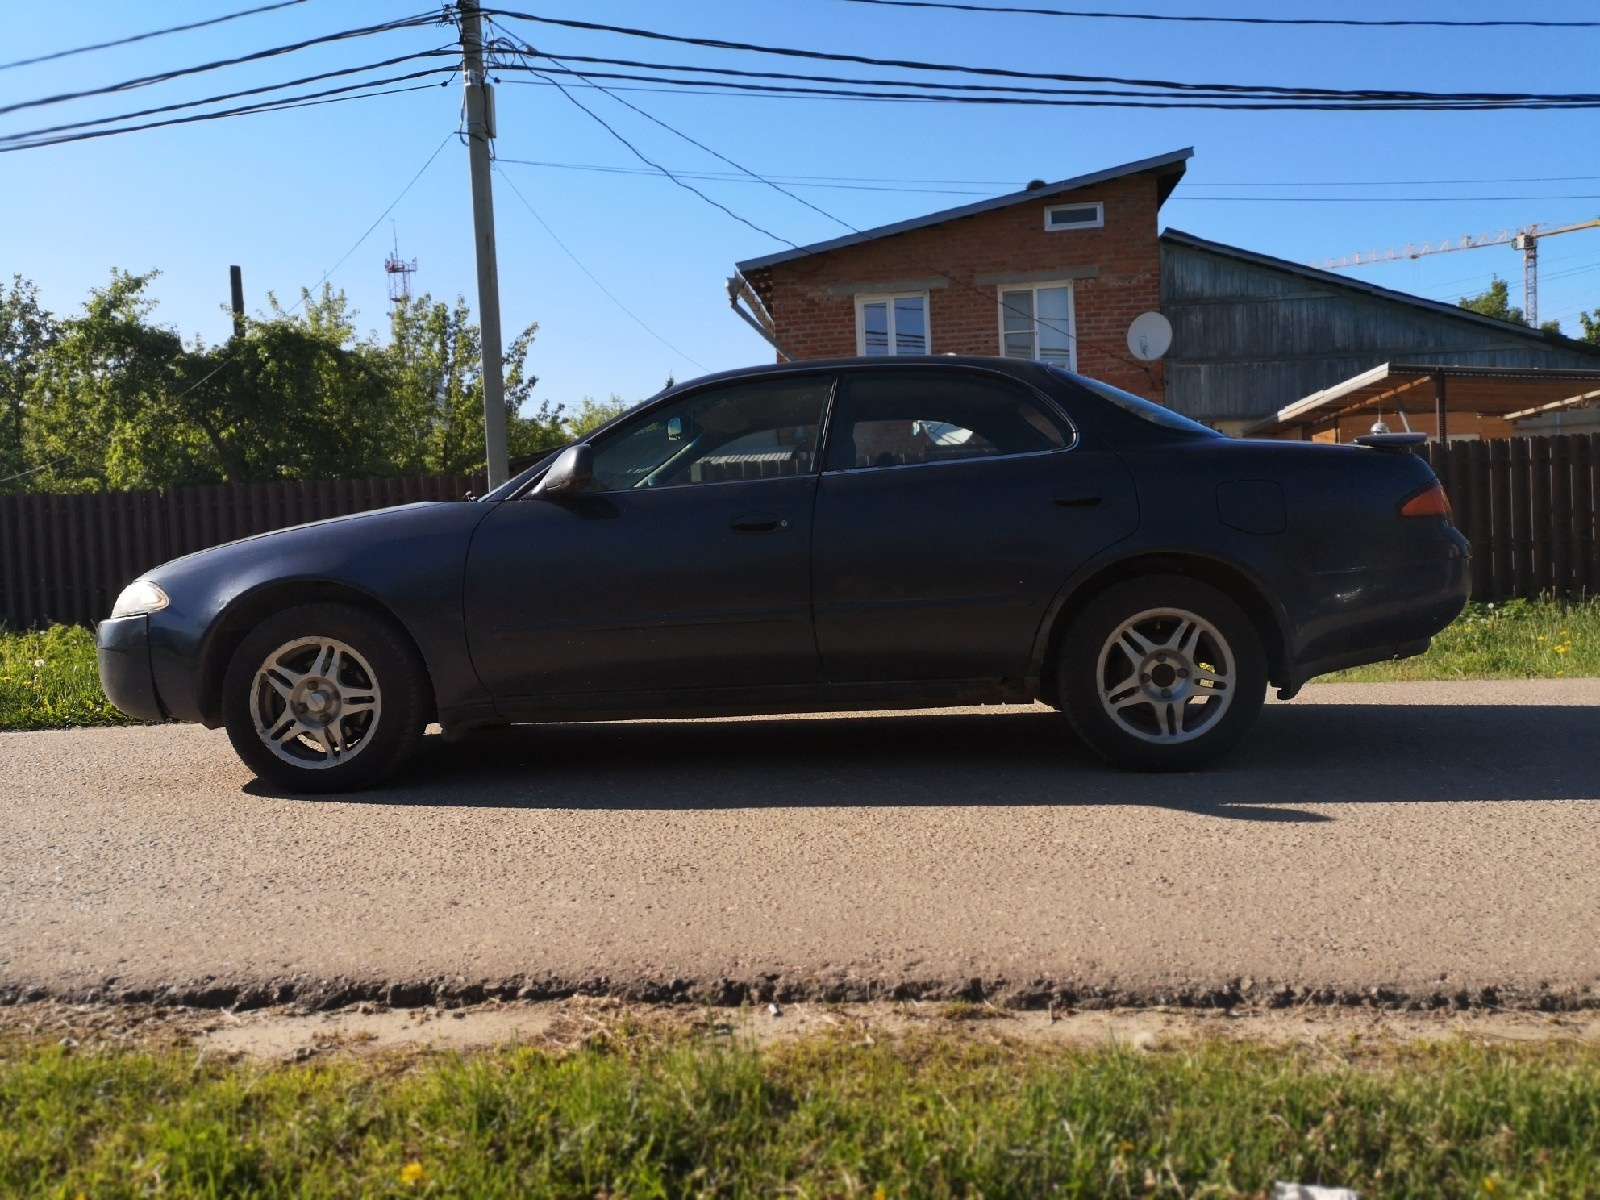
<box><xmin>999</xmin><ymin>283</ymin><xmax>1076</xmax><ymax>369</ymax></box>
<box><xmin>823</xmin><ymin>371</ymin><xmax>1069</xmax><ymax>472</ymax></box>
<box><xmin>584</xmin><ymin>377</ymin><xmax>832</xmax><ymax>491</ymax></box>
<box><xmin>856</xmin><ymin>293</ymin><xmax>929</xmax><ymax>356</ymax></box>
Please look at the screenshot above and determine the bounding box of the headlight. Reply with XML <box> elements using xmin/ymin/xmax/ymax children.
<box><xmin>110</xmin><ymin>579</ymin><xmax>170</xmax><ymax>619</ymax></box>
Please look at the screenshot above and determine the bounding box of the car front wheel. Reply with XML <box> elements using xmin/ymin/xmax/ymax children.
<box><xmin>221</xmin><ymin>603</ymin><xmax>427</xmax><ymax>793</ymax></box>
<box><xmin>1058</xmin><ymin>575</ymin><xmax>1266</xmax><ymax>771</ymax></box>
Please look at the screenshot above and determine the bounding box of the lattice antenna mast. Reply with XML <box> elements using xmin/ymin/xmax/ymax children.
<box><xmin>385</xmin><ymin>225</ymin><xmax>417</xmax><ymax>308</ymax></box>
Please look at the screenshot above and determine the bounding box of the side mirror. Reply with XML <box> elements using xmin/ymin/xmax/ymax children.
<box><xmin>535</xmin><ymin>443</ymin><xmax>594</xmax><ymax>497</ymax></box>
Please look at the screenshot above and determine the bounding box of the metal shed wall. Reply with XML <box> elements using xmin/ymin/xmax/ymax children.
<box><xmin>1160</xmin><ymin>231</ymin><xmax>1600</xmax><ymax>424</ymax></box>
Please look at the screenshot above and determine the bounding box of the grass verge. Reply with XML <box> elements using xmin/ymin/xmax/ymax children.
<box><xmin>3</xmin><ymin>1027</ymin><xmax>1598</xmax><ymax>1198</ymax></box>
<box><xmin>1325</xmin><ymin>597</ymin><xmax>1600</xmax><ymax>683</ymax></box>
<box><xmin>0</xmin><ymin>624</ymin><xmax>133</xmax><ymax>731</ymax></box>
<box><xmin>2</xmin><ymin>598</ymin><xmax>1596</xmax><ymax>732</ymax></box>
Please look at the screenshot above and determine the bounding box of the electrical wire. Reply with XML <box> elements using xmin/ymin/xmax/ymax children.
<box><xmin>154</xmin><ymin>126</ymin><xmax>457</xmax><ymax>414</ymax></box>
<box><xmin>0</xmin><ymin>12</ymin><xmax>444</xmax><ymax>118</ymax></box>
<box><xmin>482</xmin><ymin>10</ymin><xmax>1600</xmax><ymax>107</ymax></box>
<box><xmin>497</xmin><ymin>156</ymin><xmax>994</xmax><ymax>196</ymax></box>
<box><xmin>832</xmin><ymin>0</ymin><xmax>1600</xmax><ymax>30</ymax></box>
<box><xmin>494</xmin><ymin>34</ymin><xmax>1144</xmax><ymax>372</ymax></box>
<box><xmin>520</xmin><ymin>70</ymin><xmax>798</xmax><ymax>248</ymax></box>
<box><xmin>493</xmin><ymin>164</ymin><xmax>710</xmax><ymax>373</ymax></box>
<box><xmin>495</xmin><ymin>66</ymin><xmax>1600</xmax><ymax>113</ymax></box>
<box><xmin>0</xmin><ymin>0</ymin><xmax>311</xmax><ymax>72</ymax></box>
<box><xmin>0</xmin><ymin>49</ymin><xmax>456</xmax><ymax>147</ymax></box>
<box><xmin>0</xmin><ymin>68</ymin><xmax>455</xmax><ymax>153</ymax></box>
<box><xmin>492</xmin><ymin>157</ymin><xmax>1600</xmax><ymax>200</ymax></box>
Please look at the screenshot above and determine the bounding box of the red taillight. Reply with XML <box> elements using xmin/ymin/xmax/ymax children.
<box><xmin>1400</xmin><ymin>481</ymin><xmax>1452</xmax><ymax>519</ymax></box>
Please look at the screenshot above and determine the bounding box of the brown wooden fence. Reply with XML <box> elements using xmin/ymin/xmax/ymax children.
<box><xmin>1</xmin><ymin>474</ymin><xmax>482</xmax><ymax>629</ymax></box>
<box><xmin>4</xmin><ymin>435</ymin><xmax>1598</xmax><ymax>630</ymax></box>
<box><xmin>1421</xmin><ymin>434</ymin><xmax>1599</xmax><ymax>604</ymax></box>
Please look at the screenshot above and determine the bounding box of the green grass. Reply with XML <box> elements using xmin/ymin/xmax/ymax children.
<box><xmin>0</xmin><ymin>624</ymin><xmax>133</xmax><ymax>731</ymax></box>
<box><xmin>2</xmin><ymin>597</ymin><xmax>1596</xmax><ymax>732</ymax></box>
<box><xmin>2</xmin><ymin>1029</ymin><xmax>1599</xmax><ymax>1198</ymax></box>
<box><xmin>1326</xmin><ymin>596</ymin><xmax>1600</xmax><ymax>683</ymax></box>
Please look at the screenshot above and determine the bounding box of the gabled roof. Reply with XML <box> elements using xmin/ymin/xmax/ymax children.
<box><xmin>736</xmin><ymin>147</ymin><xmax>1193</xmax><ymax>274</ymax></box>
<box><xmin>1160</xmin><ymin>227</ymin><xmax>1600</xmax><ymax>356</ymax></box>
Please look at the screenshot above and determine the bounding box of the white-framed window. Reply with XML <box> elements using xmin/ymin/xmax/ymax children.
<box><xmin>998</xmin><ymin>282</ymin><xmax>1076</xmax><ymax>369</ymax></box>
<box><xmin>855</xmin><ymin>292</ymin><xmax>929</xmax><ymax>356</ymax></box>
<box><xmin>1043</xmin><ymin>201</ymin><xmax>1103</xmax><ymax>231</ymax></box>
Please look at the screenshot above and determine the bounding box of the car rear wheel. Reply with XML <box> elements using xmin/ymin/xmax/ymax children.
<box><xmin>221</xmin><ymin>603</ymin><xmax>427</xmax><ymax>793</ymax></box>
<box><xmin>1058</xmin><ymin>575</ymin><xmax>1266</xmax><ymax>771</ymax></box>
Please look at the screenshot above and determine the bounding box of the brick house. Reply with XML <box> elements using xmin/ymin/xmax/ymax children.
<box><xmin>729</xmin><ymin>147</ymin><xmax>1190</xmax><ymax>402</ymax></box>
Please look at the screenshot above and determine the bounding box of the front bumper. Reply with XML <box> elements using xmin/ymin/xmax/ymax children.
<box><xmin>97</xmin><ymin>615</ymin><xmax>167</xmax><ymax>723</ymax></box>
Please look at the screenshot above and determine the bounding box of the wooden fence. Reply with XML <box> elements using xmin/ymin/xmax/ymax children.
<box><xmin>1421</xmin><ymin>434</ymin><xmax>1598</xmax><ymax>604</ymax></box>
<box><xmin>1</xmin><ymin>474</ymin><xmax>482</xmax><ymax>629</ymax></box>
<box><xmin>3</xmin><ymin>434</ymin><xmax>1598</xmax><ymax>630</ymax></box>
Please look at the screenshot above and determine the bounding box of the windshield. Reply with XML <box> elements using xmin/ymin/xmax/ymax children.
<box><xmin>1049</xmin><ymin>368</ymin><xmax>1223</xmax><ymax>438</ymax></box>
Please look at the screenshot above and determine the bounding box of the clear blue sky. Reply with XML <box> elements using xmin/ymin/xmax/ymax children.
<box><xmin>4</xmin><ymin>1</ymin><xmax>1599</xmax><ymax>418</ymax></box>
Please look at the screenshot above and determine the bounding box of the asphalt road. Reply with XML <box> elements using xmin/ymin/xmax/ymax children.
<box><xmin>3</xmin><ymin>679</ymin><xmax>1598</xmax><ymax>1007</ymax></box>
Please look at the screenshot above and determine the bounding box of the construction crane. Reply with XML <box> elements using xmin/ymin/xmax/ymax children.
<box><xmin>1314</xmin><ymin>216</ymin><xmax>1600</xmax><ymax>326</ymax></box>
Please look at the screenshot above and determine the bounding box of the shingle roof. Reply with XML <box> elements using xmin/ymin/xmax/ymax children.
<box><xmin>735</xmin><ymin>147</ymin><xmax>1193</xmax><ymax>274</ymax></box>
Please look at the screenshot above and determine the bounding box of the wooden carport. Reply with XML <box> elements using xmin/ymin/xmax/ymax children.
<box><xmin>1246</xmin><ymin>363</ymin><xmax>1600</xmax><ymax>443</ymax></box>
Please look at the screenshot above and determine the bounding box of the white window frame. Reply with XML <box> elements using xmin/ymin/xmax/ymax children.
<box><xmin>996</xmin><ymin>280</ymin><xmax>1077</xmax><ymax>371</ymax></box>
<box><xmin>1043</xmin><ymin>201</ymin><xmax>1104</xmax><ymax>231</ymax></box>
<box><xmin>854</xmin><ymin>291</ymin><xmax>931</xmax><ymax>357</ymax></box>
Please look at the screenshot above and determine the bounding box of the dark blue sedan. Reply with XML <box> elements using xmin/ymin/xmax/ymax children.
<box><xmin>98</xmin><ymin>357</ymin><xmax>1469</xmax><ymax>791</ymax></box>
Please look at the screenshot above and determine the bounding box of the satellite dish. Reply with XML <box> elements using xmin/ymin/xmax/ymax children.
<box><xmin>1126</xmin><ymin>311</ymin><xmax>1173</xmax><ymax>362</ymax></box>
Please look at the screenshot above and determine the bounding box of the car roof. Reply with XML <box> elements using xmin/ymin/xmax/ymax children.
<box><xmin>655</xmin><ymin>355</ymin><xmax>1056</xmax><ymax>399</ymax></box>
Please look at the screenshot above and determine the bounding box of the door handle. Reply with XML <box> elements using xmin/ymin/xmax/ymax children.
<box><xmin>1053</xmin><ymin>493</ymin><xmax>1103</xmax><ymax>508</ymax></box>
<box><xmin>729</xmin><ymin>513</ymin><xmax>790</xmax><ymax>533</ymax></box>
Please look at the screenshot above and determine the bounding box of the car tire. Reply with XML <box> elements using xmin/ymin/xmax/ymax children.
<box><xmin>1058</xmin><ymin>575</ymin><xmax>1266</xmax><ymax>772</ymax></box>
<box><xmin>221</xmin><ymin>602</ymin><xmax>428</xmax><ymax>793</ymax></box>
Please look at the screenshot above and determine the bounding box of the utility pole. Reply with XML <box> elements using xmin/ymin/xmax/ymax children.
<box><xmin>459</xmin><ymin>0</ymin><xmax>508</xmax><ymax>487</ymax></box>
<box><xmin>229</xmin><ymin>265</ymin><xmax>245</xmax><ymax>339</ymax></box>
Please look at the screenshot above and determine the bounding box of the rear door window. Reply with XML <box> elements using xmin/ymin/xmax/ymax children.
<box><xmin>822</xmin><ymin>370</ymin><xmax>1071</xmax><ymax>472</ymax></box>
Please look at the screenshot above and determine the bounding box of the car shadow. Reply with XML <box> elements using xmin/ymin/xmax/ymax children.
<box><xmin>250</xmin><ymin>699</ymin><xmax>1600</xmax><ymax>821</ymax></box>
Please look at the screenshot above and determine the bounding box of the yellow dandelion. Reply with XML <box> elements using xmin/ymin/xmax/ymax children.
<box><xmin>1560</xmin><ymin>630</ymin><xmax>1570</xmax><ymax>637</ymax></box>
<box><xmin>874</xmin><ymin>1186</ymin><xmax>888</xmax><ymax>1200</ymax></box>
<box><xmin>1538</xmin><ymin>635</ymin><xmax>1547</xmax><ymax>641</ymax></box>
<box><xmin>401</xmin><ymin>1161</ymin><xmax>424</xmax><ymax>1185</ymax></box>
<box><xmin>1484</xmin><ymin>1179</ymin><xmax>1498</xmax><ymax>1194</ymax></box>
<box><xmin>1556</xmin><ymin>646</ymin><xmax>1571</xmax><ymax>654</ymax></box>
<box><xmin>1120</xmin><ymin>1141</ymin><xmax>1135</xmax><ymax>1154</ymax></box>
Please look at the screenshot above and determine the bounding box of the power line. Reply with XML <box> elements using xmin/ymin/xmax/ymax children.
<box><xmin>523</xmin><ymin>68</ymin><xmax>798</xmax><ymax>248</ymax></box>
<box><xmin>0</xmin><ymin>69</ymin><xmax>455</xmax><ymax>153</ymax></box>
<box><xmin>0</xmin><ymin>49</ymin><xmax>455</xmax><ymax>147</ymax></box>
<box><xmin>493</xmin><ymin>164</ymin><xmax>710</xmax><ymax>373</ymax></box>
<box><xmin>0</xmin><ymin>0</ymin><xmax>310</xmax><ymax>72</ymax></box>
<box><xmin>156</xmin><ymin>127</ymin><xmax>458</xmax><ymax>415</ymax></box>
<box><xmin>497</xmin><ymin>156</ymin><xmax>994</xmax><ymax>196</ymax></box>
<box><xmin>495</xmin><ymin>37</ymin><xmax>1141</xmax><ymax>372</ymax></box>
<box><xmin>832</xmin><ymin>0</ymin><xmax>1600</xmax><ymax>30</ymax></box>
<box><xmin>497</xmin><ymin>67</ymin><xmax>1600</xmax><ymax>113</ymax></box>
<box><xmin>0</xmin><ymin>12</ymin><xmax>443</xmax><ymax>118</ymax></box>
<box><xmin>482</xmin><ymin>10</ymin><xmax>1600</xmax><ymax>107</ymax></box>
<box><xmin>491</xmin><ymin>157</ymin><xmax>1600</xmax><ymax>197</ymax></box>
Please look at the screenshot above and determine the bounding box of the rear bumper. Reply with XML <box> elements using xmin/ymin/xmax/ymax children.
<box><xmin>96</xmin><ymin>615</ymin><xmax>167</xmax><ymax>723</ymax></box>
<box><xmin>1282</xmin><ymin>526</ymin><xmax>1471</xmax><ymax>694</ymax></box>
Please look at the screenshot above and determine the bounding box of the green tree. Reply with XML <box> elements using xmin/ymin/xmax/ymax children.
<box><xmin>0</xmin><ymin>276</ymin><xmax>58</xmax><ymax>488</ymax></box>
<box><xmin>386</xmin><ymin>293</ymin><xmax>564</xmax><ymax>473</ymax></box>
<box><xmin>563</xmin><ymin>394</ymin><xmax>632</xmax><ymax>439</ymax></box>
<box><xmin>1458</xmin><ymin>276</ymin><xmax>1525</xmax><ymax>325</ymax></box>
<box><xmin>22</xmin><ymin>269</ymin><xmax>207</xmax><ymax>491</ymax></box>
<box><xmin>1580</xmin><ymin>309</ymin><xmax>1600</xmax><ymax>345</ymax></box>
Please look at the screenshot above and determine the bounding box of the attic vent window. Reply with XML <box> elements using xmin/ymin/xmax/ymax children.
<box><xmin>1044</xmin><ymin>201</ymin><xmax>1104</xmax><ymax>231</ymax></box>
